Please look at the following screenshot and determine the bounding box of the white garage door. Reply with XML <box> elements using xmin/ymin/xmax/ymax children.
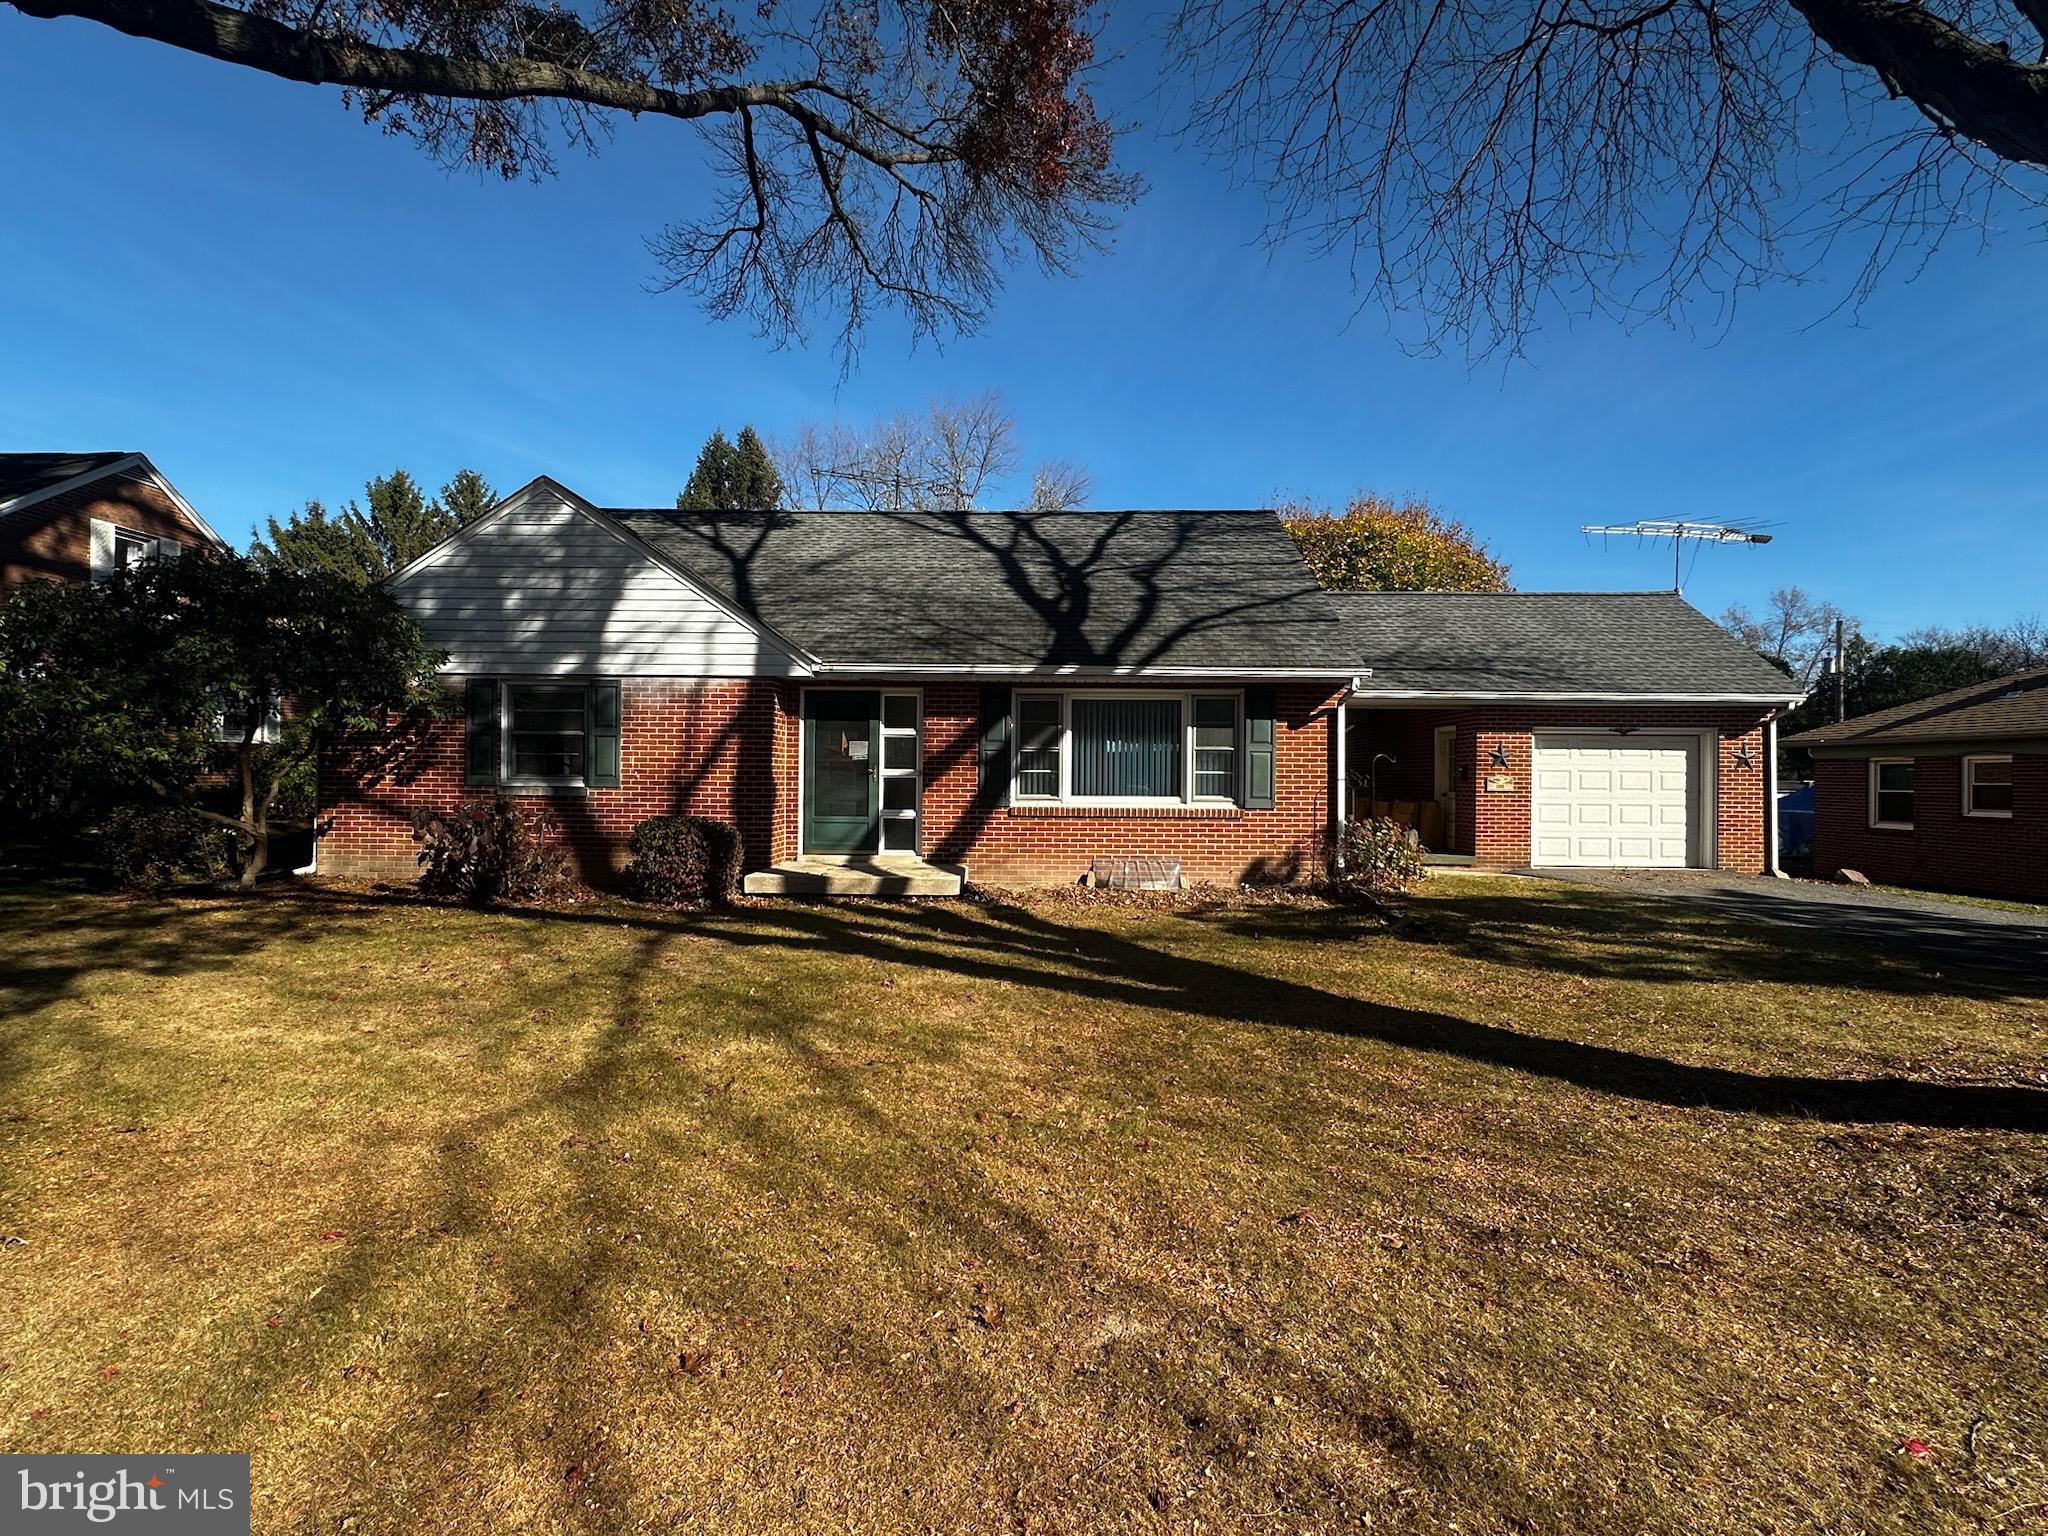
<box><xmin>1531</xmin><ymin>734</ymin><xmax>1696</xmax><ymax>868</ymax></box>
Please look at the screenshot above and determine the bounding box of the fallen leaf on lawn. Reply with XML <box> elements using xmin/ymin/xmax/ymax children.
<box><xmin>972</xmin><ymin>1301</ymin><xmax>1003</xmax><ymax>1329</ymax></box>
<box><xmin>679</xmin><ymin>1350</ymin><xmax>710</xmax><ymax>1376</ymax></box>
<box><xmin>319</xmin><ymin>1230</ymin><xmax>346</xmax><ymax>1241</ymax></box>
<box><xmin>1900</xmin><ymin>1439</ymin><xmax>1931</xmax><ymax>1459</ymax></box>
<box><xmin>1380</xmin><ymin>1233</ymin><xmax>1408</xmax><ymax>1251</ymax></box>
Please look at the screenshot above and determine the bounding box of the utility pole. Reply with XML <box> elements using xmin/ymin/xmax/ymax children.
<box><xmin>1843</xmin><ymin>618</ymin><xmax>1859</xmax><ymax>729</ymax></box>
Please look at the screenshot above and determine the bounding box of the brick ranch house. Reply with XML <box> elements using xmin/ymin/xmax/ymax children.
<box><xmin>1785</xmin><ymin>668</ymin><xmax>2048</xmax><ymax>903</ymax></box>
<box><xmin>1</xmin><ymin>451</ymin><xmax>229</xmax><ymax>594</ymax></box>
<box><xmin>317</xmin><ymin>478</ymin><xmax>1802</xmax><ymax>890</ymax></box>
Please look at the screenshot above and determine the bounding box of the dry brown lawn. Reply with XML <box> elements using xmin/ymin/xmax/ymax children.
<box><xmin>1</xmin><ymin>875</ymin><xmax>2044</xmax><ymax>1534</ymax></box>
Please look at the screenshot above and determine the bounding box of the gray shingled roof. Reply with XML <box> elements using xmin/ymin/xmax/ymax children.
<box><xmin>608</xmin><ymin>507</ymin><xmax>1361</xmax><ymax>672</ymax></box>
<box><xmin>1328</xmin><ymin>590</ymin><xmax>1802</xmax><ymax>698</ymax></box>
<box><xmin>0</xmin><ymin>452</ymin><xmax>135</xmax><ymax>509</ymax></box>
<box><xmin>1783</xmin><ymin>667</ymin><xmax>2048</xmax><ymax>747</ymax></box>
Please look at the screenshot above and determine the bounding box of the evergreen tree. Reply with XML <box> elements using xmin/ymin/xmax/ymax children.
<box><xmin>249</xmin><ymin>499</ymin><xmax>382</xmax><ymax>584</ymax></box>
<box><xmin>677</xmin><ymin>430</ymin><xmax>737</xmax><ymax>510</ymax></box>
<box><xmin>678</xmin><ymin>426</ymin><xmax>784</xmax><ymax>510</ymax></box>
<box><xmin>731</xmin><ymin>426</ymin><xmax>786</xmax><ymax>510</ymax></box>
<box><xmin>437</xmin><ymin>467</ymin><xmax>498</xmax><ymax>528</ymax></box>
<box><xmin>251</xmin><ymin>467</ymin><xmax>495</xmax><ymax>582</ymax></box>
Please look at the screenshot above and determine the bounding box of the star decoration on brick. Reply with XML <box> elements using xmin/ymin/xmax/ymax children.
<box><xmin>1487</xmin><ymin>744</ymin><xmax>1511</xmax><ymax>768</ymax></box>
<box><xmin>1733</xmin><ymin>744</ymin><xmax>1756</xmax><ymax>770</ymax></box>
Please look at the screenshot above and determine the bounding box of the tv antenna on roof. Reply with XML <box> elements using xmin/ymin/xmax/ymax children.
<box><xmin>1578</xmin><ymin>519</ymin><xmax>1775</xmax><ymax>594</ymax></box>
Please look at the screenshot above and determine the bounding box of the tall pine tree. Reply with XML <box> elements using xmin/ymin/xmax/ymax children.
<box><xmin>678</xmin><ymin>426</ymin><xmax>784</xmax><ymax>510</ymax></box>
<box><xmin>252</xmin><ymin>467</ymin><xmax>496</xmax><ymax>582</ymax></box>
<box><xmin>731</xmin><ymin>426</ymin><xmax>785</xmax><ymax>510</ymax></box>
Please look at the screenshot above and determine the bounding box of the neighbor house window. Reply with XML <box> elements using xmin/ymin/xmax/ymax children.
<box><xmin>1012</xmin><ymin>692</ymin><xmax>1242</xmax><ymax>804</ymax></box>
<box><xmin>1963</xmin><ymin>755</ymin><xmax>2013</xmax><ymax>817</ymax></box>
<box><xmin>213</xmin><ymin>693</ymin><xmax>282</xmax><ymax>745</ymax></box>
<box><xmin>505</xmin><ymin>684</ymin><xmax>590</xmax><ymax>783</ymax></box>
<box><xmin>1869</xmin><ymin>759</ymin><xmax>1914</xmax><ymax>829</ymax></box>
<box><xmin>90</xmin><ymin>518</ymin><xmax>169</xmax><ymax>582</ymax></box>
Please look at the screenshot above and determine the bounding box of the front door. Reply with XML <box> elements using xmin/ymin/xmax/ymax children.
<box><xmin>804</xmin><ymin>691</ymin><xmax>880</xmax><ymax>853</ymax></box>
<box><xmin>1433</xmin><ymin>726</ymin><xmax>1457</xmax><ymax>844</ymax></box>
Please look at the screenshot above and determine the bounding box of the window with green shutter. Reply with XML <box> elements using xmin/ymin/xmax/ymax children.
<box><xmin>466</xmin><ymin>678</ymin><xmax>620</xmax><ymax>789</ymax></box>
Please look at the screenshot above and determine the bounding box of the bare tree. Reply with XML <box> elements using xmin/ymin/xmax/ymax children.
<box><xmin>1720</xmin><ymin>586</ymin><xmax>1858</xmax><ymax>686</ymax></box>
<box><xmin>1164</xmin><ymin>0</ymin><xmax>2048</xmax><ymax>356</ymax></box>
<box><xmin>775</xmin><ymin>391</ymin><xmax>1088</xmax><ymax>510</ymax></box>
<box><xmin>1028</xmin><ymin>459</ymin><xmax>1095</xmax><ymax>511</ymax></box>
<box><xmin>1900</xmin><ymin>614</ymin><xmax>2048</xmax><ymax>672</ymax></box>
<box><xmin>6</xmin><ymin>0</ymin><xmax>1138</xmax><ymax>351</ymax></box>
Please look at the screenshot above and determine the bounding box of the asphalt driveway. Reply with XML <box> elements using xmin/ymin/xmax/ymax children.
<box><xmin>1528</xmin><ymin>869</ymin><xmax>2048</xmax><ymax>980</ymax></box>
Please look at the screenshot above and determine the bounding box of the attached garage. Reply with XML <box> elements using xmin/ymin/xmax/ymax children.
<box><xmin>1530</xmin><ymin>733</ymin><xmax>1705</xmax><ymax>868</ymax></box>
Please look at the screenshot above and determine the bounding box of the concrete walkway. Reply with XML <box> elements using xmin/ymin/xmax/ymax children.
<box><xmin>1528</xmin><ymin>868</ymin><xmax>2048</xmax><ymax>980</ymax></box>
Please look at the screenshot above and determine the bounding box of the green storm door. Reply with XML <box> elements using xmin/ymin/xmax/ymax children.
<box><xmin>803</xmin><ymin>691</ymin><xmax>881</xmax><ymax>853</ymax></box>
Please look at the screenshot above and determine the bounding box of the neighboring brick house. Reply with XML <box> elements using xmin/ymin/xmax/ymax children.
<box><xmin>318</xmin><ymin>478</ymin><xmax>1800</xmax><ymax>891</ymax></box>
<box><xmin>1</xmin><ymin>452</ymin><xmax>229</xmax><ymax>593</ymax></box>
<box><xmin>1785</xmin><ymin>669</ymin><xmax>2048</xmax><ymax>903</ymax></box>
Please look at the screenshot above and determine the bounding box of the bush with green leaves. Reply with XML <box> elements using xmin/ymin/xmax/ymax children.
<box><xmin>1334</xmin><ymin>816</ymin><xmax>1427</xmax><ymax>896</ymax></box>
<box><xmin>410</xmin><ymin>799</ymin><xmax>570</xmax><ymax>904</ymax></box>
<box><xmin>0</xmin><ymin>551</ymin><xmax>446</xmax><ymax>887</ymax></box>
<box><xmin>94</xmin><ymin>805</ymin><xmax>236</xmax><ymax>893</ymax></box>
<box><xmin>625</xmin><ymin>815</ymin><xmax>745</xmax><ymax>906</ymax></box>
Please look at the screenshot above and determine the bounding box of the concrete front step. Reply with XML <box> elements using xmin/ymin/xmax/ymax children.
<box><xmin>742</xmin><ymin>857</ymin><xmax>966</xmax><ymax>898</ymax></box>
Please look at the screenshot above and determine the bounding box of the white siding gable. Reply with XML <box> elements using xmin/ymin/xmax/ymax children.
<box><xmin>390</xmin><ymin>487</ymin><xmax>810</xmax><ymax>677</ymax></box>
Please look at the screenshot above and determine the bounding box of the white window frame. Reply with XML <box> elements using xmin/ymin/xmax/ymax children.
<box><xmin>213</xmin><ymin>694</ymin><xmax>283</xmax><ymax>745</ymax></box>
<box><xmin>1010</xmin><ymin>689</ymin><xmax>1244</xmax><ymax>808</ymax></box>
<box><xmin>1868</xmin><ymin>757</ymin><xmax>1915</xmax><ymax>830</ymax></box>
<box><xmin>90</xmin><ymin>518</ymin><xmax>171</xmax><ymax>582</ymax></box>
<box><xmin>1962</xmin><ymin>754</ymin><xmax>2014</xmax><ymax>819</ymax></box>
<box><xmin>500</xmin><ymin>679</ymin><xmax>593</xmax><ymax>789</ymax></box>
<box><xmin>878</xmin><ymin>690</ymin><xmax>922</xmax><ymax>853</ymax></box>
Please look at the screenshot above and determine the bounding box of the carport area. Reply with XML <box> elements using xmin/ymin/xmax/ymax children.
<box><xmin>1341</xmin><ymin>701</ymin><xmax>1773</xmax><ymax>872</ymax></box>
<box><xmin>1529</xmin><ymin>867</ymin><xmax>2048</xmax><ymax>978</ymax></box>
<box><xmin>1325</xmin><ymin>590</ymin><xmax>1807</xmax><ymax>874</ymax></box>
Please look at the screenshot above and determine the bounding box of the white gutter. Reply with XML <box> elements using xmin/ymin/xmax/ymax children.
<box><xmin>1352</xmin><ymin>689</ymin><xmax>1806</xmax><ymax>705</ymax></box>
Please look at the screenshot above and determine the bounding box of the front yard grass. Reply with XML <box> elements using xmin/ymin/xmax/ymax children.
<box><xmin>1</xmin><ymin>875</ymin><xmax>2043</xmax><ymax>1534</ymax></box>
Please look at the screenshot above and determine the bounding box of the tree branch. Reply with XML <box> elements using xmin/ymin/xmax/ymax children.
<box><xmin>5</xmin><ymin>0</ymin><xmax>954</xmax><ymax>171</ymax></box>
<box><xmin>1785</xmin><ymin>0</ymin><xmax>2048</xmax><ymax>166</ymax></box>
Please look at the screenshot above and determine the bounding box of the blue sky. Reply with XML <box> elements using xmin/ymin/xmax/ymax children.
<box><xmin>3</xmin><ymin>12</ymin><xmax>2042</xmax><ymax>639</ymax></box>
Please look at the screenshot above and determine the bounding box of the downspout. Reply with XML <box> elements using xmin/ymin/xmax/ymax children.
<box><xmin>1331</xmin><ymin>692</ymin><xmax>1349</xmax><ymax>868</ymax></box>
<box><xmin>1764</xmin><ymin>715</ymin><xmax>1782</xmax><ymax>877</ymax></box>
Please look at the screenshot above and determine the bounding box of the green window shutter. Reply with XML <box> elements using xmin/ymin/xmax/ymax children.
<box><xmin>464</xmin><ymin>678</ymin><xmax>499</xmax><ymax>787</ymax></box>
<box><xmin>977</xmin><ymin>686</ymin><xmax>1013</xmax><ymax>807</ymax></box>
<box><xmin>1243</xmin><ymin>686</ymin><xmax>1276</xmax><ymax>809</ymax></box>
<box><xmin>588</xmin><ymin>680</ymin><xmax>622</xmax><ymax>788</ymax></box>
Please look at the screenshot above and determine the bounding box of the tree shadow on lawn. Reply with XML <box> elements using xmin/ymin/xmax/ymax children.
<box><xmin>1186</xmin><ymin>881</ymin><xmax>2048</xmax><ymax>1003</ymax></box>
<box><xmin>263</xmin><ymin>882</ymin><xmax>2048</xmax><ymax>1135</ymax></box>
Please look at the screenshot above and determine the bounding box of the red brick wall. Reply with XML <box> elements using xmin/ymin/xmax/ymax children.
<box><xmin>1810</xmin><ymin>752</ymin><xmax>2048</xmax><ymax>901</ymax></box>
<box><xmin>1350</xmin><ymin>705</ymin><xmax>1773</xmax><ymax>871</ymax></box>
<box><xmin>318</xmin><ymin>678</ymin><xmax>798</xmax><ymax>883</ymax></box>
<box><xmin>1</xmin><ymin>471</ymin><xmax>215</xmax><ymax>593</ymax></box>
<box><xmin>919</xmin><ymin>681</ymin><xmax>1342</xmax><ymax>886</ymax></box>
<box><xmin>318</xmin><ymin>676</ymin><xmax>1342</xmax><ymax>888</ymax></box>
